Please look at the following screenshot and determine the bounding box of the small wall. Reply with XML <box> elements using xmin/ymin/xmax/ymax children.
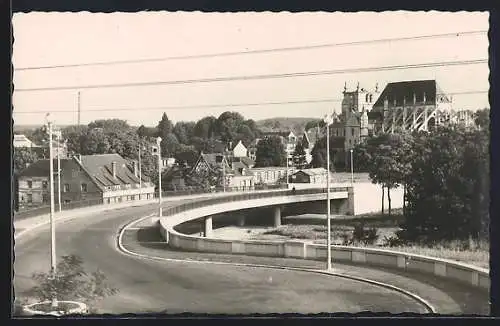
<box><xmin>163</xmin><ymin>221</ymin><xmax>489</xmax><ymax>292</ymax></box>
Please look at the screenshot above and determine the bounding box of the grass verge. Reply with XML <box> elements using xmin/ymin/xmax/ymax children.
<box><xmin>252</xmin><ymin>224</ymin><xmax>489</xmax><ymax>269</ymax></box>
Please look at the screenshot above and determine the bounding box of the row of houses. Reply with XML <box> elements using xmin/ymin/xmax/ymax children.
<box><xmin>16</xmin><ymin>153</ymin><xmax>333</xmax><ymax>210</ymax></box>
<box><xmin>16</xmin><ymin>153</ymin><xmax>155</xmax><ymax>210</ymax></box>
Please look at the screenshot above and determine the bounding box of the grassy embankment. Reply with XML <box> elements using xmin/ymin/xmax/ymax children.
<box><xmin>250</xmin><ymin>209</ymin><xmax>489</xmax><ymax>269</ymax></box>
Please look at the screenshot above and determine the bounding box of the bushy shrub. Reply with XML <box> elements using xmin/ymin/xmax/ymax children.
<box><xmin>352</xmin><ymin>223</ymin><xmax>379</xmax><ymax>245</ymax></box>
<box><xmin>382</xmin><ymin>235</ymin><xmax>407</xmax><ymax>247</ymax></box>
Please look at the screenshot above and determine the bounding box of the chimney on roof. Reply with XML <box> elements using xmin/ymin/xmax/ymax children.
<box><xmin>111</xmin><ymin>161</ymin><xmax>117</xmax><ymax>178</ymax></box>
<box><xmin>133</xmin><ymin>161</ymin><xmax>138</xmax><ymax>177</ymax></box>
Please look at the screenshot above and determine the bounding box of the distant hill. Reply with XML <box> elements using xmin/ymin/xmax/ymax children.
<box><xmin>256</xmin><ymin>117</ymin><xmax>320</xmax><ymax>135</ymax></box>
<box><xmin>13</xmin><ymin>124</ymin><xmax>44</xmax><ymax>133</ymax></box>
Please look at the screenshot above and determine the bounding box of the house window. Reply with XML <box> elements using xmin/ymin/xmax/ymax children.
<box><xmin>42</xmin><ymin>180</ymin><xmax>48</xmax><ymax>189</ymax></box>
<box><xmin>42</xmin><ymin>194</ymin><xmax>49</xmax><ymax>203</ymax></box>
<box><xmin>351</xmin><ymin>128</ymin><xmax>355</xmax><ymax>136</ymax></box>
<box><xmin>27</xmin><ymin>180</ymin><xmax>32</xmax><ymax>189</ymax></box>
<box><xmin>81</xmin><ymin>183</ymin><xmax>88</xmax><ymax>193</ymax></box>
<box><xmin>27</xmin><ymin>194</ymin><xmax>32</xmax><ymax>203</ymax></box>
<box><xmin>64</xmin><ymin>184</ymin><xmax>70</xmax><ymax>192</ymax></box>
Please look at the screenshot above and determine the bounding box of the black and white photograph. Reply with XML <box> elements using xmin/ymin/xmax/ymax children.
<box><xmin>11</xmin><ymin>10</ymin><xmax>491</xmax><ymax>316</ymax></box>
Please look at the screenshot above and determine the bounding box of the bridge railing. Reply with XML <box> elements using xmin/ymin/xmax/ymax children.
<box><xmin>162</xmin><ymin>187</ymin><xmax>350</xmax><ymax>218</ymax></box>
<box><xmin>13</xmin><ymin>184</ymin><xmax>290</xmax><ymax>220</ymax></box>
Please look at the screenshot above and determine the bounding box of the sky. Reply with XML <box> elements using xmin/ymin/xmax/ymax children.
<box><xmin>12</xmin><ymin>11</ymin><xmax>490</xmax><ymax>127</ymax></box>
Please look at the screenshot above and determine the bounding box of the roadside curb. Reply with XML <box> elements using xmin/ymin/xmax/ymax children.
<box><xmin>117</xmin><ymin>214</ymin><xmax>436</xmax><ymax>314</ymax></box>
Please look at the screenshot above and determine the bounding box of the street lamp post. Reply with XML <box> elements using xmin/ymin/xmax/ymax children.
<box><xmin>222</xmin><ymin>158</ymin><xmax>226</xmax><ymax>193</ymax></box>
<box><xmin>156</xmin><ymin>137</ymin><xmax>162</xmax><ymax>217</ymax></box>
<box><xmin>55</xmin><ymin>130</ymin><xmax>62</xmax><ymax>213</ymax></box>
<box><xmin>45</xmin><ymin>114</ymin><xmax>58</xmax><ymax>307</ymax></box>
<box><xmin>350</xmin><ymin>149</ymin><xmax>354</xmax><ymax>185</ymax></box>
<box><xmin>323</xmin><ymin>113</ymin><xmax>333</xmax><ymax>271</ymax></box>
<box><xmin>286</xmin><ymin>151</ymin><xmax>289</xmax><ymax>188</ymax></box>
<box><xmin>138</xmin><ymin>145</ymin><xmax>143</xmax><ymax>200</ymax></box>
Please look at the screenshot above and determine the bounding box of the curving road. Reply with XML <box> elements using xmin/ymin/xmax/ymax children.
<box><xmin>14</xmin><ymin>199</ymin><xmax>488</xmax><ymax>315</ymax></box>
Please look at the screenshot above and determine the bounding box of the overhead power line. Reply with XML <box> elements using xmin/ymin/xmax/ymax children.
<box><xmin>14</xmin><ymin>30</ymin><xmax>487</xmax><ymax>71</ymax></box>
<box><xmin>13</xmin><ymin>90</ymin><xmax>489</xmax><ymax>115</ymax></box>
<box><xmin>14</xmin><ymin>58</ymin><xmax>488</xmax><ymax>93</ymax></box>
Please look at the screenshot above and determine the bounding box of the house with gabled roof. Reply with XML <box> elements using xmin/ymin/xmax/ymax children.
<box><xmin>13</xmin><ymin>134</ymin><xmax>39</xmax><ymax>148</ymax></box>
<box><xmin>290</xmin><ymin>168</ymin><xmax>334</xmax><ymax>184</ymax></box>
<box><xmin>191</xmin><ymin>152</ymin><xmax>255</xmax><ymax>190</ymax></box>
<box><xmin>17</xmin><ymin>153</ymin><xmax>155</xmax><ymax>209</ymax></box>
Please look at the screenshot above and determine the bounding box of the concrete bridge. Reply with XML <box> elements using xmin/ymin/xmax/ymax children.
<box><xmin>159</xmin><ymin>186</ymin><xmax>354</xmax><ymax>239</ymax></box>
<box><xmin>158</xmin><ymin>187</ymin><xmax>489</xmax><ymax>292</ymax></box>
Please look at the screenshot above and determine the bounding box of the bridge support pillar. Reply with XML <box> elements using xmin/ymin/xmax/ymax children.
<box><xmin>204</xmin><ymin>216</ymin><xmax>213</xmax><ymax>237</ymax></box>
<box><xmin>273</xmin><ymin>206</ymin><xmax>282</xmax><ymax>228</ymax></box>
<box><xmin>347</xmin><ymin>186</ymin><xmax>355</xmax><ymax>216</ymax></box>
<box><xmin>237</xmin><ymin>215</ymin><xmax>245</xmax><ymax>227</ymax></box>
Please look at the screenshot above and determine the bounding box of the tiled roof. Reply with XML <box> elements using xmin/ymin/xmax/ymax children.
<box><xmin>200</xmin><ymin>153</ymin><xmax>228</xmax><ymax>167</ymax></box>
<box><xmin>373</xmin><ymin>80</ymin><xmax>448</xmax><ymax>108</ymax></box>
<box><xmin>296</xmin><ymin>168</ymin><xmax>328</xmax><ymax>176</ymax></box>
<box><xmin>18</xmin><ymin>159</ymin><xmax>71</xmax><ymax>177</ymax></box>
<box><xmin>79</xmin><ymin>154</ymin><xmax>148</xmax><ymax>189</ymax></box>
<box><xmin>241</xmin><ymin>156</ymin><xmax>255</xmax><ymax>167</ymax></box>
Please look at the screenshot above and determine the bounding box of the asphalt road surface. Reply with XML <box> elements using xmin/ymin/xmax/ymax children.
<box><xmin>14</xmin><ymin>200</ymin><xmax>488</xmax><ymax>315</ymax></box>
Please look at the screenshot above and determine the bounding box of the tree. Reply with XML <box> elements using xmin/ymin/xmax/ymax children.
<box><xmin>194</xmin><ymin>116</ymin><xmax>217</xmax><ymax>139</ymax></box>
<box><xmin>137</xmin><ymin>125</ymin><xmax>158</xmax><ymax>138</ymax></box>
<box><xmin>309</xmin><ymin>134</ymin><xmax>340</xmax><ymax>171</ymax></box>
<box><xmin>157</xmin><ymin>113</ymin><xmax>174</xmax><ymax>139</ymax></box>
<box><xmin>80</xmin><ymin>128</ymin><xmax>111</xmax><ymax>155</ymax></box>
<box><xmin>185</xmin><ymin>165</ymin><xmax>223</xmax><ymax>190</ymax></box>
<box><xmin>474</xmin><ymin>108</ymin><xmax>490</xmax><ymax>129</ymax></box>
<box><xmin>402</xmin><ymin>126</ymin><xmax>490</xmax><ymax>242</ymax></box>
<box><xmin>254</xmin><ymin>136</ymin><xmax>286</xmax><ymax>167</ymax></box>
<box><xmin>304</xmin><ymin>119</ymin><xmax>322</xmax><ymax>132</ymax></box>
<box><xmin>174</xmin><ymin>144</ymin><xmax>199</xmax><ymax>167</ymax></box>
<box><xmin>161</xmin><ymin>133</ymin><xmax>180</xmax><ymax>158</ymax></box>
<box><xmin>351</xmin><ymin>141</ymin><xmax>371</xmax><ymax>173</ymax></box>
<box><xmin>362</xmin><ymin>133</ymin><xmax>413</xmax><ymax>216</ymax></box>
<box><xmin>13</xmin><ymin>148</ymin><xmax>40</xmax><ymax>173</ymax></box>
<box><xmin>216</xmin><ymin>111</ymin><xmax>245</xmax><ymax>142</ymax></box>
<box><xmin>61</xmin><ymin>125</ymin><xmax>88</xmax><ymax>155</ymax></box>
<box><xmin>310</xmin><ymin>148</ymin><xmax>325</xmax><ymax>169</ymax></box>
<box><xmin>26</xmin><ymin>254</ymin><xmax>118</xmax><ymax>314</ymax></box>
<box><xmin>292</xmin><ymin>141</ymin><xmax>307</xmax><ymax>169</ymax></box>
<box><xmin>236</xmin><ymin>124</ymin><xmax>255</xmax><ymax>146</ymax></box>
<box><xmin>88</xmin><ymin>119</ymin><xmax>130</xmax><ymax>131</ymax></box>
<box><xmin>173</xmin><ymin>122</ymin><xmax>195</xmax><ymax>144</ymax></box>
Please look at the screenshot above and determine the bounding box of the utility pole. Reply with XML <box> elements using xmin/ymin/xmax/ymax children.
<box><xmin>138</xmin><ymin>145</ymin><xmax>142</xmax><ymax>200</ymax></box>
<box><xmin>77</xmin><ymin>91</ymin><xmax>81</xmax><ymax>126</ymax></box>
<box><xmin>323</xmin><ymin>113</ymin><xmax>333</xmax><ymax>271</ymax></box>
<box><xmin>156</xmin><ymin>137</ymin><xmax>162</xmax><ymax>217</ymax></box>
<box><xmin>46</xmin><ymin>114</ymin><xmax>58</xmax><ymax>307</ymax></box>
